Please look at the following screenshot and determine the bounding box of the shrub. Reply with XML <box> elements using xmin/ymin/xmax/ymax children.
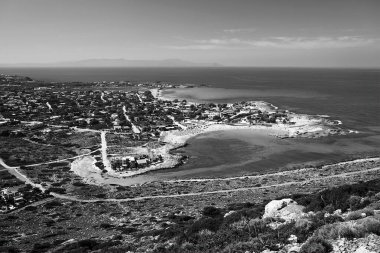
<box><xmin>323</xmin><ymin>204</ymin><xmax>335</xmax><ymax>214</ymax></box>
<box><xmin>73</xmin><ymin>181</ymin><xmax>86</xmax><ymax>187</ymax></box>
<box><xmin>118</xmin><ymin>227</ymin><xmax>137</xmax><ymax>234</ymax></box>
<box><xmin>0</xmin><ymin>246</ymin><xmax>20</xmax><ymax>253</ymax></box>
<box><xmin>349</xmin><ymin>195</ymin><xmax>362</xmax><ymax>210</ymax></box>
<box><xmin>47</xmin><ymin>187</ymin><xmax>66</xmax><ymax>194</ymax></box>
<box><xmin>346</xmin><ymin>212</ymin><xmax>363</xmax><ymax>221</ymax></box>
<box><xmin>31</xmin><ymin>242</ymin><xmax>52</xmax><ymax>253</ymax></box>
<box><xmin>168</xmin><ymin>214</ymin><xmax>194</xmax><ymax>223</ymax></box>
<box><xmin>337</xmin><ymin>223</ymin><xmax>364</xmax><ymax>240</ymax></box>
<box><xmin>202</xmin><ymin>206</ymin><xmax>222</xmax><ymax>217</ymax></box>
<box><xmin>238</xmin><ymin>207</ymin><xmax>263</xmax><ymax>219</ymax></box>
<box><xmin>188</xmin><ymin>217</ymin><xmax>223</xmax><ymax>234</ymax></box>
<box><xmin>299</xmin><ymin>237</ymin><xmax>332</xmax><ymax>253</ymax></box>
<box><xmin>78</xmin><ymin>239</ymin><xmax>99</xmax><ymax>250</ymax></box>
<box><xmin>223</xmin><ymin>211</ymin><xmax>242</xmax><ymax>225</ymax></box>
<box><xmin>314</xmin><ymin>217</ymin><xmax>380</xmax><ymax>241</ymax></box>
<box><xmin>44</xmin><ymin>200</ymin><xmax>63</xmax><ymax>209</ymax></box>
<box><xmin>295</xmin><ymin>179</ymin><xmax>380</xmax><ymax>212</ymax></box>
<box><xmin>356</xmin><ymin>217</ymin><xmax>380</xmax><ymax>235</ymax></box>
<box><xmin>227</xmin><ymin>202</ymin><xmax>256</xmax><ymax>210</ymax></box>
<box><xmin>346</xmin><ymin>208</ymin><xmax>374</xmax><ymax>221</ymax></box>
<box><xmin>99</xmin><ymin>223</ymin><xmax>114</xmax><ymax>229</ymax></box>
<box><xmin>221</xmin><ymin>240</ymin><xmax>262</xmax><ymax>253</ymax></box>
<box><xmin>295</xmin><ymin>218</ymin><xmax>315</xmax><ymax>232</ymax></box>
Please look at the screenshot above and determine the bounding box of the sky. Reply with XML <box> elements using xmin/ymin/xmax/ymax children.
<box><xmin>0</xmin><ymin>0</ymin><xmax>379</xmax><ymax>67</ymax></box>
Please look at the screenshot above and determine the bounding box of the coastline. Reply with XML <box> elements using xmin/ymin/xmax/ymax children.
<box><xmin>70</xmin><ymin>118</ymin><xmax>349</xmax><ymax>182</ymax></box>
<box><xmin>69</xmin><ymin>87</ymin><xmax>358</xmax><ymax>182</ymax></box>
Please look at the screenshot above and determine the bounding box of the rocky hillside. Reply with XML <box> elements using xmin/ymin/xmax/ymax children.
<box><xmin>134</xmin><ymin>179</ymin><xmax>380</xmax><ymax>253</ymax></box>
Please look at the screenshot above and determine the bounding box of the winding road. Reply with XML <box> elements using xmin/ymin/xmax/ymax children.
<box><xmin>2</xmin><ymin>156</ymin><xmax>380</xmax><ymax>203</ymax></box>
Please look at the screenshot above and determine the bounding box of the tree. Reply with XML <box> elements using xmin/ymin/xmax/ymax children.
<box><xmin>90</xmin><ymin>118</ymin><xmax>99</xmax><ymax>125</ymax></box>
<box><xmin>213</xmin><ymin>115</ymin><xmax>221</xmax><ymax>121</ymax></box>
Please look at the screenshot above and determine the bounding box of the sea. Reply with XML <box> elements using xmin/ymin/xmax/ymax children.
<box><xmin>1</xmin><ymin>67</ymin><xmax>379</xmax><ymax>184</ymax></box>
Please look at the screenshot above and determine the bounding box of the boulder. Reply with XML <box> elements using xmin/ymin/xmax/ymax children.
<box><xmin>224</xmin><ymin>210</ymin><xmax>236</xmax><ymax>218</ymax></box>
<box><xmin>262</xmin><ymin>198</ymin><xmax>305</xmax><ymax>222</ymax></box>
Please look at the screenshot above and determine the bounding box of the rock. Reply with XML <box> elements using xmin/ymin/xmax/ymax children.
<box><xmin>355</xmin><ymin>246</ymin><xmax>376</xmax><ymax>253</ymax></box>
<box><xmin>261</xmin><ymin>250</ymin><xmax>276</xmax><ymax>253</ymax></box>
<box><xmin>288</xmin><ymin>246</ymin><xmax>300</xmax><ymax>253</ymax></box>
<box><xmin>331</xmin><ymin>234</ymin><xmax>380</xmax><ymax>253</ymax></box>
<box><xmin>263</xmin><ymin>198</ymin><xmax>305</xmax><ymax>222</ymax></box>
<box><xmin>288</xmin><ymin>234</ymin><xmax>298</xmax><ymax>243</ymax></box>
<box><xmin>224</xmin><ymin>210</ymin><xmax>236</xmax><ymax>218</ymax></box>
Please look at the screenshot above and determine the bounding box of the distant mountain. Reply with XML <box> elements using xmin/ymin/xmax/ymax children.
<box><xmin>1</xmin><ymin>59</ymin><xmax>223</xmax><ymax>68</ymax></box>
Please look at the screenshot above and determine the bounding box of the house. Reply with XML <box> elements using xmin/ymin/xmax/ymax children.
<box><xmin>136</xmin><ymin>158</ymin><xmax>148</xmax><ymax>168</ymax></box>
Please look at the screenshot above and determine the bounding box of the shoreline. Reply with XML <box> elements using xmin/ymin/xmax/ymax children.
<box><xmin>69</xmin><ymin>87</ymin><xmax>358</xmax><ymax>182</ymax></box>
<box><xmin>70</xmin><ymin>119</ymin><xmax>354</xmax><ymax>183</ymax></box>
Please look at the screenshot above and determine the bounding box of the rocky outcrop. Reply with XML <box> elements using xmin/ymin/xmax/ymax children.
<box><xmin>330</xmin><ymin>234</ymin><xmax>380</xmax><ymax>253</ymax></box>
<box><xmin>262</xmin><ymin>198</ymin><xmax>305</xmax><ymax>222</ymax></box>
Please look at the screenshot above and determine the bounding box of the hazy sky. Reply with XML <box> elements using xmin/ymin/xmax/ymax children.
<box><xmin>1</xmin><ymin>0</ymin><xmax>379</xmax><ymax>67</ymax></box>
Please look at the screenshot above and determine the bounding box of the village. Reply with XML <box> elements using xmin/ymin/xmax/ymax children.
<box><xmin>0</xmin><ymin>73</ymin><xmax>295</xmax><ymax>174</ymax></box>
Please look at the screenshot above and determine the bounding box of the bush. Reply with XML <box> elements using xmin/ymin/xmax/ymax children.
<box><xmin>44</xmin><ymin>200</ymin><xmax>63</xmax><ymax>209</ymax></box>
<box><xmin>221</xmin><ymin>240</ymin><xmax>262</xmax><ymax>253</ymax></box>
<box><xmin>295</xmin><ymin>218</ymin><xmax>315</xmax><ymax>232</ymax></box>
<box><xmin>202</xmin><ymin>206</ymin><xmax>222</xmax><ymax>217</ymax></box>
<box><xmin>356</xmin><ymin>217</ymin><xmax>380</xmax><ymax>235</ymax></box>
<box><xmin>223</xmin><ymin>212</ymin><xmax>242</xmax><ymax>225</ymax></box>
<box><xmin>346</xmin><ymin>208</ymin><xmax>374</xmax><ymax>221</ymax></box>
<box><xmin>338</xmin><ymin>223</ymin><xmax>364</xmax><ymax>240</ymax></box>
<box><xmin>314</xmin><ymin>217</ymin><xmax>380</xmax><ymax>241</ymax></box>
<box><xmin>118</xmin><ymin>227</ymin><xmax>137</xmax><ymax>234</ymax></box>
<box><xmin>73</xmin><ymin>181</ymin><xmax>86</xmax><ymax>187</ymax></box>
<box><xmin>299</xmin><ymin>237</ymin><xmax>332</xmax><ymax>253</ymax></box>
<box><xmin>31</xmin><ymin>242</ymin><xmax>52</xmax><ymax>253</ymax></box>
<box><xmin>168</xmin><ymin>214</ymin><xmax>194</xmax><ymax>223</ymax></box>
<box><xmin>349</xmin><ymin>195</ymin><xmax>362</xmax><ymax>210</ymax></box>
<box><xmin>100</xmin><ymin>223</ymin><xmax>114</xmax><ymax>229</ymax></box>
<box><xmin>0</xmin><ymin>246</ymin><xmax>20</xmax><ymax>253</ymax></box>
<box><xmin>188</xmin><ymin>217</ymin><xmax>223</xmax><ymax>234</ymax></box>
<box><xmin>78</xmin><ymin>239</ymin><xmax>99</xmax><ymax>250</ymax></box>
<box><xmin>47</xmin><ymin>187</ymin><xmax>66</xmax><ymax>194</ymax></box>
<box><xmin>294</xmin><ymin>179</ymin><xmax>380</xmax><ymax>212</ymax></box>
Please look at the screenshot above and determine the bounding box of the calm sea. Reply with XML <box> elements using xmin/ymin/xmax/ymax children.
<box><xmin>1</xmin><ymin>67</ymin><xmax>379</xmax><ymax>183</ymax></box>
